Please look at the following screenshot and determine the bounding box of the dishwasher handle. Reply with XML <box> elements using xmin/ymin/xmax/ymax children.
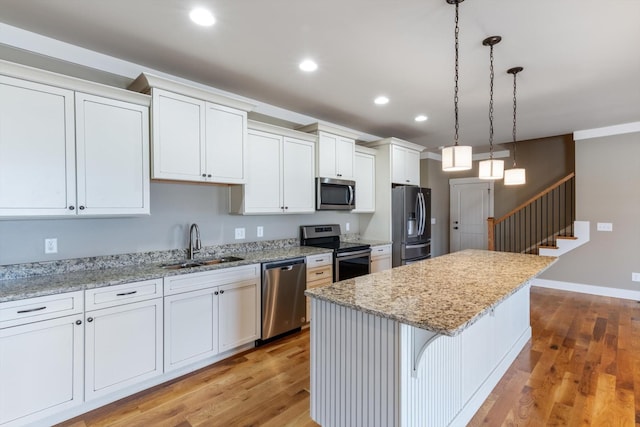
<box><xmin>262</xmin><ymin>257</ymin><xmax>306</xmax><ymax>271</ymax></box>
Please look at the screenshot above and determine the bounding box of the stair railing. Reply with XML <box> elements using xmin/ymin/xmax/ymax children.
<box><xmin>488</xmin><ymin>172</ymin><xmax>575</xmax><ymax>253</ymax></box>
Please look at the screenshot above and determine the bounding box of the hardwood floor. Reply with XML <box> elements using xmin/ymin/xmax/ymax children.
<box><xmin>58</xmin><ymin>287</ymin><xmax>640</xmax><ymax>427</ymax></box>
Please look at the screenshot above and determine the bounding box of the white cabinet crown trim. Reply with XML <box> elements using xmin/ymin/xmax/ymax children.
<box><xmin>296</xmin><ymin>122</ymin><xmax>361</xmax><ymax>140</ymax></box>
<box><xmin>364</xmin><ymin>136</ymin><xmax>425</xmax><ymax>152</ymax></box>
<box><xmin>248</xmin><ymin>120</ymin><xmax>316</xmax><ymax>142</ymax></box>
<box><xmin>129</xmin><ymin>72</ymin><xmax>255</xmax><ymax>112</ymax></box>
<box><xmin>0</xmin><ymin>59</ymin><xmax>150</xmax><ymax>106</ymax></box>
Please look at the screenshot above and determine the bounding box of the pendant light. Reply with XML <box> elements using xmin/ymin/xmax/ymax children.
<box><xmin>478</xmin><ymin>36</ymin><xmax>504</xmax><ymax>180</ymax></box>
<box><xmin>504</xmin><ymin>66</ymin><xmax>526</xmax><ymax>185</ymax></box>
<box><xmin>442</xmin><ymin>0</ymin><xmax>472</xmax><ymax>172</ymax></box>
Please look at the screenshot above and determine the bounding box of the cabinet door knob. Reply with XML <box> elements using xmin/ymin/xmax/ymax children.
<box><xmin>79</xmin><ymin>205</ymin><xmax>85</xmax><ymax>210</ymax></box>
<box><xmin>406</xmin><ymin>180</ymin><xmax>410</xmax><ymax>183</ymax></box>
<box><xmin>453</xmin><ymin>227</ymin><xmax>459</xmax><ymax>230</ymax></box>
<box><xmin>68</xmin><ymin>205</ymin><xmax>75</xmax><ymax>211</ymax></box>
<box><xmin>285</xmin><ymin>206</ymin><xmax>288</xmax><ymax>210</ymax></box>
<box><xmin>202</xmin><ymin>173</ymin><xmax>207</xmax><ymax>177</ymax></box>
<box><xmin>207</xmin><ymin>174</ymin><xmax>212</xmax><ymax>178</ymax></box>
<box><xmin>214</xmin><ymin>291</ymin><xmax>219</xmax><ymax>295</ymax></box>
<box><xmin>75</xmin><ymin>320</ymin><xmax>82</xmax><ymax>325</ymax></box>
<box><xmin>337</xmin><ymin>174</ymin><xmax>342</xmax><ymax>177</ymax></box>
<box><xmin>87</xmin><ymin>317</ymin><xmax>94</xmax><ymax>322</ymax></box>
<box><xmin>219</xmin><ymin>290</ymin><xmax>224</xmax><ymax>294</ymax></box>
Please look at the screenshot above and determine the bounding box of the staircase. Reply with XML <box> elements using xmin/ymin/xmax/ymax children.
<box><xmin>488</xmin><ymin>173</ymin><xmax>588</xmax><ymax>256</ymax></box>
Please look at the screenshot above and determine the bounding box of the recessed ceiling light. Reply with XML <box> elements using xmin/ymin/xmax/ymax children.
<box><xmin>189</xmin><ymin>7</ymin><xmax>216</xmax><ymax>26</ymax></box>
<box><xmin>374</xmin><ymin>96</ymin><xmax>389</xmax><ymax>105</ymax></box>
<box><xmin>415</xmin><ymin>115</ymin><xmax>428</xmax><ymax>122</ymax></box>
<box><xmin>299</xmin><ymin>59</ymin><xmax>318</xmax><ymax>72</ymax></box>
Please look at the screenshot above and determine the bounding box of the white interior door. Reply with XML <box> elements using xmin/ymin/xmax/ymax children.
<box><xmin>450</xmin><ymin>179</ymin><xmax>493</xmax><ymax>252</ymax></box>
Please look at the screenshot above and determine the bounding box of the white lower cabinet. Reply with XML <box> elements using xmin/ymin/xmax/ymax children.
<box><xmin>83</xmin><ymin>279</ymin><xmax>163</xmax><ymax>400</ymax></box>
<box><xmin>164</xmin><ymin>264</ymin><xmax>260</xmax><ymax>372</ymax></box>
<box><xmin>370</xmin><ymin>244</ymin><xmax>392</xmax><ymax>273</ymax></box>
<box><xmin>0</xmin><ymin>292</ymin><xmax>84</xmax><ymax>427</ymax></box>
<box><xmin>164</xmin><ymin>287</ymin><xmax>219</xmax><ymax>371</ymax></box>
<box><xmin>84</xmin><ymin>296</ymin><xmax>163</xmax><ymax>400</ymax></box>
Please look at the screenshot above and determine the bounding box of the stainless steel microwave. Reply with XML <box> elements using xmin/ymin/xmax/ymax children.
<box><xmin>316</xmin><ymin>177</ymin><xmax>355</xmax><ymax>210</ymax></box>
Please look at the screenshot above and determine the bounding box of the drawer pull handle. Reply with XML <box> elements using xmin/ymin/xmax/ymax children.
<box><xmin>315</xmin><ymin>271</ymin><xmax>324</xmax><ymax>275</ymax></box>
<box><xmin>315</xmin><ymin>259</ymin><xmax>323</xmax><ymax>262</ymax></box>
<box><xmin>17</xmin><ymin>306</ymin><xmax>47</xmax><ymax>314</ymax></box>
<box><xmin>116</xmin><ymin>291</ymin><xmax>138</xmax><ymax>296</ymax></box>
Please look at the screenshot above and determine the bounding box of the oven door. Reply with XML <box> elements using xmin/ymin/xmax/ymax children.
<box><xmin>334</xmin><ymin>249</ymin><xmax>371</xmax><ymax>281</ymax></box>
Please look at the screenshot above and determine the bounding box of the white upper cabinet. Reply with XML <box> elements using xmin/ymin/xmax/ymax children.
<box><xmin>353</xmin><ymin>147</ymin><xmax>376</xmax><ymax>213</ymax></box>
<box><xmin>317</xmin><ymin>132</ymin><xmax>354</xmax><ymax>179</ymax></box>
<box><xmin>229</xmin><ymin>122</ymin><xmax>315</xmax><ymax>215</ymax></box>
<box><xmin>75</xmin><ymin>93</ymin><xmax>150</xmax><ymax>215</ymax></box>
<box><xmin>0</xmin><ymin>61</ymin><xmax>151</xmax><ymax>218</ymax></box>
<box><xmin>151</xmin><ymin>89</ymin><xmax>205</xmax><ymax>181</ymax></box>
<box><xmin>391</xmin><ymin>145</ymin><xmax>421</xmax><ymax>186</ymax></box>
<box><xmin>129</xmin><ymin>73</ymin><xmax>254</xmax><ymax>185</ymax></box>
<box><xmin>297</xmin><ymin>123</ymin><xmax>359</xmax><ymax>180</ymax></box>
<box><xmin>0</xmin><ymin>76</ymin><xmax>76</xmax><ymax>217</ymax></box>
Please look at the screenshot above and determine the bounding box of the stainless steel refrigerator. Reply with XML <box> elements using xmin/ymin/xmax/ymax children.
<box><xmin>392</xmin><ymin>186</ymin><xmax>431</xmax><ymax>266</ymax></box>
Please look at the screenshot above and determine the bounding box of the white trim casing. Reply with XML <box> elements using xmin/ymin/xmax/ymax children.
<box><xmin>533</xmin><ymin>278</ymin><xmax>640</xmax><ymax>301</ymax></box>
<box><xmin>573</xmin><ymin>121</ymin><xmax>640</xmax><ymax>140</ymax></box>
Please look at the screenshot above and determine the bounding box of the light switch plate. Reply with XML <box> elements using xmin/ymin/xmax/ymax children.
<box><xmin>345</xmin><ymin>222</ymin><xmax>350</xmax><ymax>232</ymax></box>
<box><xmin>257</xmin><ymin>226</ymin><xmax>264</xmax><ymax>237</ymax></box>
<box><xmin>431</xmin><ymin>218</ymin><xmax>436</xmax><ymax>225</ymax></box>
<box><xmin>632</xmin><ymin>272</ymin><xmax>640</xmax><ymax>282</ymax></box>
<box><xmin>597</xmin><ymin>222</ymin><xmax>613</xmax><ymax>232</ymax></box>
<box><xmin>235</xmin><ymin>228</ymin><xmax>245</xmax><ymax>239</ymax></box>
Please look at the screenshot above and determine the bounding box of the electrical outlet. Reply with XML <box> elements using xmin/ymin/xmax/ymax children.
<box><xmin>257</xmin><ymin>226</ymin><xmax>264</xmax><ymax>237</ymax></box>
<box><xmin>632</xmin><ymin>272</ymin><xmax>640</xmax><ymax>282</ymax></box>
<box><xmin>45</xmin><ymin>238</ymin><xmax>58</xmax><ymax>254</ymax></box>
<box><xmin>234</xmin><ymin>227</ymin><xmax>245</xmax><ymax>240</ymax></box>
<box><xmin>597</xmin><ymin>222</ymin><xmax>613</xmax><ymax>232</ymax></box>
<box><xmin>345</xmin><ymin>222</ymin><xmax>350</xmax><ymax>232</ymax></box>
<box><xmin>431</xmin><ymin>218</ymin><xmax>436</xmax><ymax>225</ymax></box>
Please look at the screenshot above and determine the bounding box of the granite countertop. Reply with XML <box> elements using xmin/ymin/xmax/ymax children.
<box><xmin>0</xmin><ymin>246</ymin><xmax>332</xmax><ymax>303</ymax></box>
<box><xmin>305</xmin><ymin>249</ymin><xmax>556</xmax><ymax>336</ymax></box>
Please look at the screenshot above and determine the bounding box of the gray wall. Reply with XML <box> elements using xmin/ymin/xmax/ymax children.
<box><xmin>0</xmin><ymin>183</ymin><xmax>359</xmax><ymax>265</ymax></box>
<box><xmin>540</xmin><ymin>131</ymin><xmax>640</xmax><ymax>290</ymax></box>
<box><xmin>420</xmin><ymin>134</ymin><xmax>574</xmax><ymax>257</ymax></box>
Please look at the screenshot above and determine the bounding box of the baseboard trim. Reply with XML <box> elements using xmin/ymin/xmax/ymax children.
<box><xmin>532</xmin><ymin>278</ymin><xmax>640</xmax><ymax>301</ymax></box>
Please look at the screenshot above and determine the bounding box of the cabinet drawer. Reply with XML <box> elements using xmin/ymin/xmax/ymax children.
<box><xmin>307</xmin><ymin>277</ymin><xmax>332</xmax><ymax>290</ymax></box>
<box><xmin>0</xmin><ymin>291</ymin><xmax>84</xmax><ymax>328</ymax></box>
<box><xmin>307</xmin><ymin>265</ymin><xmax>332</xmax><ymax>284</ymax></box>
<box><xmin>371</xmin><ymin>244</ymin><xmax>392</xmax><ymax>257</ymax></box>
<box><xmin>164</xmin><ymin>264</ymin><xmax>260</xmax><ymax>295</ymax></box>
<box><xmin>85</xmin><ymin>279</ymin><xmax>163</xmax><ymax>310</ymax></box>
<box><xmin>306</xmin><ymin>253</ymin><xmax>333</xmax><ymax>268</ymax></box>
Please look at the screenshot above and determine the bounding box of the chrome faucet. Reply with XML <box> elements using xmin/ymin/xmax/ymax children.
<box><xmin>188</xmin><ymin>223</ymin><xmax>201</xmax><ymax>260</ymax></box>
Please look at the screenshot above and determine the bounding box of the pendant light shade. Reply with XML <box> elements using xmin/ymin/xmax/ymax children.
<box><xmin>442</xmin><ymin>145</ymin><xmax>472</xmax><ymax>171</ymax></box>
<box><xmin>479</xmin><ymin>36</ymin><xmax>504</xmax><ymax>180</ymax></box>
<box><xmin>479</xmin><ymin>159</ymin><xmax>505</xmax><ymax>180</ymax></box>
<box><xmin>504</xmin><ymin>66</ymin><xmax>526</xmax><ymax>186</ymax></box>
<box><xmin>504</xmin><ymin>167</ymin><xmax>526</xmax><ymax>185</ymax></box>
<box><xmin>442</xmin><ymin>0</ymin><xmax>472</xmax><ymax>172</ymax></box>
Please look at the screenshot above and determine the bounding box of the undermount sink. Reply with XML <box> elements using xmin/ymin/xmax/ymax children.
<box><xmin>161</xmin><ymin>256</ymin><xmax>244</xmax><ymax>270</ymax></box>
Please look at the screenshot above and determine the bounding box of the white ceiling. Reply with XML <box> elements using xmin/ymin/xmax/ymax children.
<box><xmin>0</xmin><ymin>0</ymin><xmax>639</xmax><ymax>151</ymax></box>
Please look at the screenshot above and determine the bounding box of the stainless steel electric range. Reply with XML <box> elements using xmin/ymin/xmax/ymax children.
<box><xmin>300</xmin><ymin>224</ymin><xmax>371</xmax><ymax>282</ymax></box>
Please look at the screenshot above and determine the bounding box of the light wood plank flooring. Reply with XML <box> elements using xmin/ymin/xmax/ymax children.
<box><xmin>59</xmin><ymin>287</ymin><xmax>640</xmax><ymax>426</ymax></box>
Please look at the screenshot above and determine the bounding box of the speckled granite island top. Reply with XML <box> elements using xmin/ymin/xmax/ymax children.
<box><xmin>305</xmin><ymin>249</ymin><xmax>556</xmax><ymax>336</ymax></box>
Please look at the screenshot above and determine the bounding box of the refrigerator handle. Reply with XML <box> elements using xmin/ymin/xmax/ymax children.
<box><xmin>418</xmin><ymin>192</ymin><xmax>426</xmax><ymax>236</ymax></box>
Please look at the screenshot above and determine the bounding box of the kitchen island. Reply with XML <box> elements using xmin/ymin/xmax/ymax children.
<box><xmin>305</xmin><ymin>249</ymin><xmax>556</xmax><ymax>427</ymax></box>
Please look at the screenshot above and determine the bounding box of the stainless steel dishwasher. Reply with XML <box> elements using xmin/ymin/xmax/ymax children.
<box><xmin>261</xmin><ymin>257</ymin><xmax>307</xmax><ymax>340</ymax></box>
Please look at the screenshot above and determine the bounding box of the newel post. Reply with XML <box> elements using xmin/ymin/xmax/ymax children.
<box><xmin>487</xmin><ymin>217</ymin><xmax>495</xmax><ymax>251</ymax></box>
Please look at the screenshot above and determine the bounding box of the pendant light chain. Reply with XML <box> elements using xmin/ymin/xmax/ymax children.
<box><xmin>453</xmin><ymin>1</ymin><xmax>460</xmax><ymax>145</ymax></box>
<box><xmin>488</xmin><ymin>42</ymin><xmax>495</xmax><ymax>159</ymax></box>
<box><xmin>511</xmin><ymin>70</ymin><xmax>518</xmax><ymax>167</ymax></box>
